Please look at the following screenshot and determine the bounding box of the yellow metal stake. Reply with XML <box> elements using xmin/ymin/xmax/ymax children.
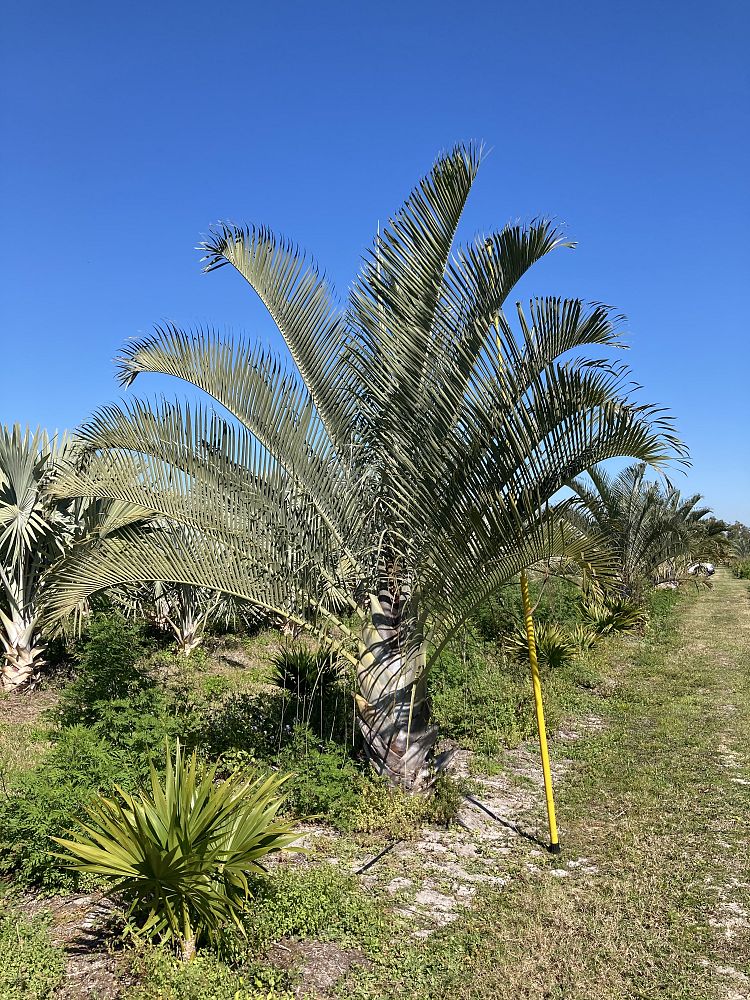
<box><xmin>487</xmin><ymin>241</ymin><xmax>559</xmax><ymax>852</ymax></box>
<box><xmin>520</xmin><ymin>569</ymin><xmax>560</xmax><ymax>853</ymax></box>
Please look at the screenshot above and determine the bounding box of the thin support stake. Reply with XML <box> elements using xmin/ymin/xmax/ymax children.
<box><xmin>520</xmin><ymin>569</ymin><xmax>560</xmax><ymax>853</ymax></box>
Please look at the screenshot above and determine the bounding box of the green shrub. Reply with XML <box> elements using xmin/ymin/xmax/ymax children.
<box><xmin>0</xmin><ymin>725</ymin><xmax>123</xmax><ymax>891</ymax></box>
<box><xmin>192</xmin><ymin>691</ymin><xmax>285</xmax><ymax>762</ymax></box>
<box><xmin>271</xmin><ymin>645</ymin><xmax>339</xmax><ymax>698</ymax></box>
<box><xmin>579</xmin><ymin>594</ymin><xmax>648</xmax><ymax>637</ymax></box>
<box><xmin>429</xmin><ymin>637</ymin><xmax>535</xmax><ymax>753</ymax></box>
<box><xmin>58</xmin><ymin>611</ymin><xmax>150</xmax><ymax>723</ymax></box>
<box><xmin>269</xmin><ymin>644</ymin><xmax>351</xmax><ymax>740</ymax></box>
<box><xmin>240</xmin><ymin>864</ymin><xmax>389</xmax><ymax>953</ymax></box>
<box><xmin>0</xmin><ymin>904</ymin><xmax>65</xmax><ymax>1000</ymax></box>
<box><xmin>506</xmin><ymin>620</ymin><xmax>577</xmax><ymax>670</ymax></box>
<box><xmin>128</xmin><ymin>946</ymin><xmax>294</xmax><ymax>1000</ymax></box>
<box><xmin>341</xmin><ymin>772</ymin><xmax>464</xmax><ymax>837</ymax></box>
<box><xmin>474</xmin><ymin>576</ymin><xmax>581</xmax><ymax>642</ymax></box>
<box><xmin>56</xmin><ymin>613</ymin><xmax>181</xmax><ymax>773</ymax></box>
<box><xmin>568</xmin><ymin>623</ymin><xmax>600</xmax><ymax>653</ymax></box>
<box><xmin>731</xmin><ymin>559</ymin><xmax>750</xmax><ymax>579</ymax></box>
<box><xmin>53</xmin><ymin>741</ymin><xmax>301</xmax><ymax>957</ymax></box>
<box><xmin>274</xmin><ymin>727</ymin><xmax>366</xmax><ymax>825</ymax></box>
<box><xmin>473</xmin><ymin>587</ymin><xmax>526</xmax><ymax>641</ymax></box>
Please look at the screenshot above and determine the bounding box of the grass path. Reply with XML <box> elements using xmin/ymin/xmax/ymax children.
<box><xmin>341</xmin><ymin>573</ymin><xmax>750</xmax><ymax>1000</ymax></box>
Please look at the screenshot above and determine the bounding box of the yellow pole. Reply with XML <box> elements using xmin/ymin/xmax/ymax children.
<box><xmin>520</xmin><ymin>569</ymin><xmax>560</xmax><ymax>853</ymax></box>
<box><xmin>487</xmin><ymin>242</ymin><xmax>560</xmax><ymax>851</ymax></box>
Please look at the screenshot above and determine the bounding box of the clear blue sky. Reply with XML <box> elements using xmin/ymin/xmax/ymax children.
<box><xmin>2</xmin><ymin>1</ymin><xmax>748</xmax><ymax>521</ymax></box>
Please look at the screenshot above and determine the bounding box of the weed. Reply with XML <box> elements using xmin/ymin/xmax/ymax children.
<box><xmin>0</xmin><ymin>725</ymin><xmax>123</xmax><ymax>891</ymax></box>
<box><xmin>0</xmin><ymin>903</ymin><xmax>65</xmax><ymax>999</ymax></box>
<box><xmin>128</xmin><ymin>946</ymin><xmax>295</xmax><ymax>1000</ymax></box>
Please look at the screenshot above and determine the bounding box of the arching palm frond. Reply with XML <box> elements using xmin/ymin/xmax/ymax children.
<box><xmin>45</xmin><ymin>143</ymin><xmax>685</xmax><ymax>786</ymax></box>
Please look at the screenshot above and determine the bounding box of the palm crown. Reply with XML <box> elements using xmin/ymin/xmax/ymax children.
<box><xmin>46</xmin><ymin>143</ymin><xmax>685</xmax><ymax>787</ymax></box>
<box><xmin>567</xmin><ymin>463</ymin><xmax>723</xmax><ymax>595</ymax></box>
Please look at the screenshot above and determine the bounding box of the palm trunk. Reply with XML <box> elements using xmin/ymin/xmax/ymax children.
<box><xmin>175</xmin><ymin>633</ymin><xmax>202</xmax><ymax>657</ymax></box>
<box><xmin>354</xmin><ymin>581</ymin><xmax>439</xmax><ymax>792</ymax></box>
<box><xmin>0</xmin><ymin>612</ymin><xmax>45</xmax><ymax>692</ymax></box>
<box><xmin>180</xmin><ymin>935</ymin><xmax>196</xmax><ymax>962</ymax></box>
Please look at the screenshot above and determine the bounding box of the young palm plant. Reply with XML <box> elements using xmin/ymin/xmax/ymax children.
<box><xmin>52</xmin><ymin>740</ymin><xmax>300</xmax><ymax>960</ymax></box>
<box><xmin>45</xmin><ymin>144</ymin><xmax>684</xmax><ymax>789</ymax></box>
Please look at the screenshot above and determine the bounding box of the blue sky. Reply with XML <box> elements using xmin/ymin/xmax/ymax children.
<box><xmin>2</xmin><ymin>1</ymin><xmax>748</xmax><ymax>521</ymax></box>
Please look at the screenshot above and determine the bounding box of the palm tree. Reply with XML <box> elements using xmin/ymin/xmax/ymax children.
<box><xmin>0</xmin><ymin>425</ymin><xmax>79</xmax><ymax>691</ymax></box>
<box><xmin>44</xmin><ymin>144</ymin><xmax>684</xmax><ymax>788</ymax></box>
<box><xmin>567</xmin><ymin>463</ymin><xmax>723</xmax><ymax>597</ymax></box>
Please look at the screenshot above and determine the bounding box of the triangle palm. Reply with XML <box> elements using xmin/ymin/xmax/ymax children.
<box><xmin>46</xmin><ymin>144</ymin><xmax>684</xmax><ymax>788</ymax></box>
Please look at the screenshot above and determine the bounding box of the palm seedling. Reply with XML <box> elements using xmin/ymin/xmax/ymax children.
<box><xmin>52</xmin><ymin>739</ymin><xmax>300</xmax><ymax>960</ymax></box>
<box><xmin>271</xmin><ymin>643</ymin><xmax>342</xmax><ymax>735</ymax></box>
<box><xmin>44</xmin><ymin>144</ymin><xmax>684</xmax><ymax>790</ymax></box>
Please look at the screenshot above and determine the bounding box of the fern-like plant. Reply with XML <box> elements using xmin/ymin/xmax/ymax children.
<box><xmin>52</xmin><ymin>740</ymin><xmax>301</xmax><ymax>960</ymax></box>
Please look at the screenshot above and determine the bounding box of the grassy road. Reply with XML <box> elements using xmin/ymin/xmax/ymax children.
<box><xmin>344</xmin><ymin>573</ymin><xmax>750</xmax><ymax>1000</ymax></box>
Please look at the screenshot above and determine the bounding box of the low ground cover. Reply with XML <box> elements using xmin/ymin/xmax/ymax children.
<box><xmin>1</xmin><ymin>573</ymin><xmax>748</xmax><ymax>998</ymax></box>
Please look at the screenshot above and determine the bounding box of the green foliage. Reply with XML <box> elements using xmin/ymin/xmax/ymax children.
<box><xmin>568</xmin><ymin>623</ymin><xmax>600</xmax><ymax>653</ymax></box>
<box><xmin>474</xmin><ymin>576</ymin><xmax>581</xmax><ymax>643</ymax></box>
<box><xmin>271</xmin><ymin>644</ymin><xmax>351</xmax><ymax>742</ymax></box>
<box><xmin>568</xmin><ymin>463</ymin><xmax>722</xmax><ymax>597</ymax></box>
<box><xmin>731</xmin><ymin>559</ymin><xmax>750</xmax><ymax>579</ymax></box>
<box><xmin>274</xmin><ymin>727</ymin><xmax>366</xmax><ymax>825</ymax></box>
<box><xmin>646</xmin><ymin>587</ymin><xmax>682</xmax><ymax>630</ymax></box>
<box><xmin>44</xmin><ymin>146</ymin><xmax>685</xmax><ymax>794</ymax></box>
<box><xmin>271</xmin><ymin>644</ymin><xmax>339</xmax><ymax>698</ymax></box>
<box><xmin>473</xmin><ymin>587</ymin><xmax>526</xmax><ymax>642</ymax></box>
<box><xmin>128</xmin><ymin>946</ymin><xmax>294</xmax><ymax>1000</ymax></box>
<box><xmin>53</xmin><ymin>740</ymin><xmax>301</xmax><ymax>952</ymax></box>
<box><xmin>726</xmin><ymin>521</ymin><xmax>750</xmax><ymax>559</ymax></box>
<box><xmin>341</xmin><ymin>772</ymin><xmax>464</xmax><ymax>837</ymax></box>
<box><xmin>0</xmin><ymin>424</ymin><xmax>80</xmax><ymax>691</ymax></box>
<box><xmin>430</xmin><ymin>637</ymin><xmax>536</xmax><ymax>754</ymax></box>
<box><xmin>59</xmin><ymin>611</ymin><xmax>150</xmax><ymax>720</ymax></box>
<box><xmin>192</xmin><ymin>685</ymin><xmax>361</xmax><ymax>828</ymax></box>
<box><xmin>506</xmin><ymin>620</ymin><xmax>577</xmax><ymax>670</ymax></box>
<box><xmin>57</xmin><ymin>612</ymin><xmax>175</xmax><ymax>773</ymax></box>
<box><xmin>0</xmin><ymin>904</ymin><xmax>65</xmax><ymax>1000</ymax></box>
<box><xmin>578</xmin><ymin>593</ymin><xmax>649</xmax><ymax>637</ymax></box>
<box><xmin>0</xmin><ymin>725</ymin><xmax>123</xmax><ymax>891</ymax></box>
<box><xmin>238</xmin><ymin>864</ymin><xmax>389</xmax><ymax>954</ymax></box>
<box><xmin>192</xmin><ymin>690</ymin><xmax>285</xmax><ymax>763</ymax></box>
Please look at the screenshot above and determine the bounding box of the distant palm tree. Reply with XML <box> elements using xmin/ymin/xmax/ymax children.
<box><xmin>46</xmin><ymin>144</ymin><xmax>684</xmax><ymax>788</ymax></box>
<box><xmin>567</xmin><ymin>463</ymin><xmax>724</xmax><ymax>596</ymax></box>
<box><xmin>0</xmin><ymin>425</ymin><xmax>78</xmax><ymax>690</ymax></box>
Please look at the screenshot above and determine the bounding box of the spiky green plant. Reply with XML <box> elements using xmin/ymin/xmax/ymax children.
<box><xmin>52</xmin><ymin>740</ymin><xmax>300</xmax><ymax>960</ymax></box>
<box><xmin>272</xmin><ymin>645</ymin><xmax>339</xmax><ymax>699</ymax></box>
<box><xmin>507</xmin><ymin>620</ymin><xmax>577</xmax><ymax>670</ymax></box>
<box><xmin>44</xmin><ymin>144</ymin><xmax>684</xmax><ymax>790</ymax></box>
<box><xmin>579</xmin><ymin>592</ymin><xmax>649</xmax><ymax>636</ymax></box>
